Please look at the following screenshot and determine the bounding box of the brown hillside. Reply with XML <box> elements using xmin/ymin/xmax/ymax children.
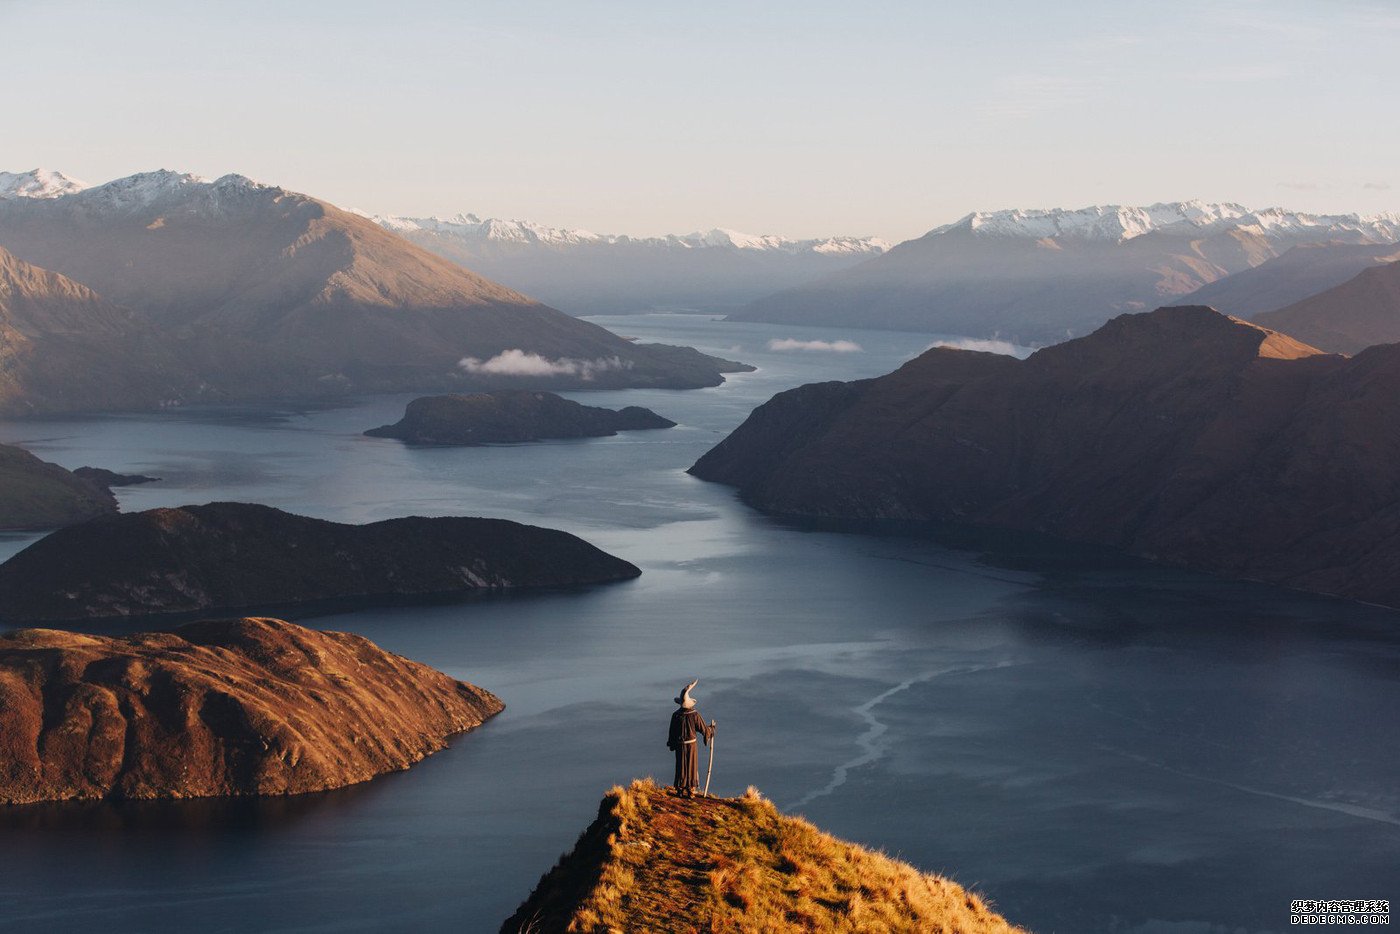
<box><xmin>1255</xmin><ymin>258</ymin><xmax>1400</xmax><ymax>353</ymax></box>
<box><xmin>503</xmin><ymin>779</ymin><xmax>1027</xmax><ymax>934</ymax></box>
<box><xmin>691</xmin><ymin>306</ymin><xmax>1400</xmax><ymax>609</ymax></box>
<box><xmin>0</xmin><ymin>616</ymin><xmax>502</xmax><ymax>804</ymax></box>
<box><xmin>1182</xmin><ymin>241</ymin><xmax>1400</xmax><ymax>319</ymax></box>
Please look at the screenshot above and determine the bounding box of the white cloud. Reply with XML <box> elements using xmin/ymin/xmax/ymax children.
<box><xmin>767</xmin><ymin>338</ymin><xmax>863</xmax><ymax>353</ymax></box>
<box><xmin>458</xmin><ymin>349</ymin><xmax>632</xmax><ymax>380</ymax></box>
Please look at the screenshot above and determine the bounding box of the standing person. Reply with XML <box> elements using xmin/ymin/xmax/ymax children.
<box><xmin>667</xmin><ymin>679</ymin><xmax>714</xmax><ymax>798</ymax></box>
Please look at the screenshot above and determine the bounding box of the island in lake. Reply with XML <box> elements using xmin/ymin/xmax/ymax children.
<box><xmin>366</xmin><ymin>390</ymin><xmax>676</xmax><ymax>445</ymax></box>
<box><xmin>0</xmin><ymin>502</ymin><xmax>641</xmax><ymax>623</ymax></box>
<box><xmin>0</xmin><ymin>616</ymin><xmax>502</xmax><ymax>804</ymax></box>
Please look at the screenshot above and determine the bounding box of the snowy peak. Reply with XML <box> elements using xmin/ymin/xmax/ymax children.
<box><xmin>680</xmin><ymin>228</ymin><xmax>795</xmax><ymax>251</ymax></box>
<box><xmin>364</xmin><ymin>213</ymin><xmax>887</xmax><ymax>255</ymax></box>
<box><xmin>67</xmin><ymin>170</ymin><xmax>283</xmax><ymax>211</ymax></box>
<box><xmin>353</xmin><ymin>211</ymin><xmax>604</xmax><ymax>246</ymax></box>
<box><xmin>0</xmin><ymin>168</ymin><xmax>89</xmax><ymax>200</ymax></box>
<box><xmin>666</xmin><ymin>228</ymin><xmax>889</xmax><ymax>254</ymax></box>
<box><xmin>933</xmin><ymin>201</ymin><xmax>1400</xmax><ymax>244</ymax></box>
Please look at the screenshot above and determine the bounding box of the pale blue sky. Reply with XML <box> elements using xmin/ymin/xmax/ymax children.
<box><xmin>3</xmin><ymin>0</ymin><xmax>1397</xmax><ymax>240</ymax></box>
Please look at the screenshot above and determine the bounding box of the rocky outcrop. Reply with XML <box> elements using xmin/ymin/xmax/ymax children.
<box><xmin>366</xmin><ymin>391</ymin><xmax>676</xmax><ymax>445</ymax></box>
<box><xmin>1255</xmin><ymin>257</ymin><xmax>1400</xmax><ymax>353</ymax></box>
<box><xmin>0</xmin><ymin>442</ymin><xmax>116</xmax><ymax>529</ymax></box>
<box><xmin>502</xmin><ymin>779</ymin><xmax>1026</xmax><ymax>933</ymax></box>
<box><xmin>692</xmin><ymin>306</ymin><xmax>1400</xmax><ymax>609</ymax></box>
<box><xmin>0</xmin><ymin>502</ymin><xmax>640</xmax><ymax>623</ymax></box>
<box><xmin>0</xmin><ymin>616</ymin><xmax>502</xmax><ymax>804</ymax></box>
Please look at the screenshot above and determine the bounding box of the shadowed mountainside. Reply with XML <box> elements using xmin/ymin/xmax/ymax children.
<box><xmin>1254</xmin><ymin>257</ymin><xmax>1400</xmax><ymax>354</ymax></box>
<box><xmin>0</xmin><ymin>502</ymin><xmax>641</xmax><ymax>623</ymax></box>
<box><xmin>0</xmin><ymin>442</ymin><xmax>116</xmax><ymax>529</ymax></box>
<box><xmin>366</xmin><ymin>391</ymin><xmax>676</xmax><ymax>445</ymax></box>
<box><xmin>502</xmin><ymin>779</ymin><xmax>1027</xmax><ymax>934</ymax></box>
<box><xmin>0</xmin><ymin>616</ymin><xmax>502</xmax><ymax>804</ymax></box>
<box><xmin>692</xmin><ymin>306</ymin><xmax>1400</xmax><ymax>608</ymax></box>
<box><xmin>1179</xmin><ymin>241</ymin><xmax>1400</xmax><ymax>321</ymax></box>
<box><xmin>0</xmin><ymin>246</ymin><xmax>197</xmax><ymax>415</ymax></box>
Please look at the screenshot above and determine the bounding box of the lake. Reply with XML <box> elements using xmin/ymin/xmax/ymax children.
<box><xmin>0</xmin><ymin>314</ymin><xmax>1395</xmax><ymax>934</ymax></box>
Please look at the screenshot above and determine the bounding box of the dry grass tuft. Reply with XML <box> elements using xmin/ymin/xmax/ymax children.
<box><xmin>501</xmin><ymin>778</ymin><xmax>1028</xmax><ymax>933</ymax></box>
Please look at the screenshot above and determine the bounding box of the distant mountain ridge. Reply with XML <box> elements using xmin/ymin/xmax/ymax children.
<box><xmin>365</xmin><ymin>210</ymin><xmax>888</xmax><ymax>256</ymax></box>
<box><xmin>939</xmin><ymin>201</ymin><xmax>1400</xmax><ymax>243</ymax></box>
<box><xmin>731</xmin><ymin>200</ymin><xmax>1400</xmax><ymax>344</ymax></box>
<box><xmin>0</xmin><ymin>168</ymin><xmax>746</xmax><ymax>411</ymax></box>
<box><xmin>358</xmin><ymin>208</ymin><xmax>888</xmax><ymax>316</ymax></box>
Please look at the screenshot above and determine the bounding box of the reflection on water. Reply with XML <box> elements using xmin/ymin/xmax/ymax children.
<box><xmin>0</xmin><ymin>316</ymin><xmax>1396</xmax><ymax>934</ymax></box>
<box><xmin>0</xmin><ymin>779</ymin><xmax>390</xmax><ymax>837</ymax></box>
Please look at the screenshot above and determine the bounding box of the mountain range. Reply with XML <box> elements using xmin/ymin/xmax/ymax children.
<box><xmin>361</xmin><ymin>211</ymin><xmax>888</xmax><ymax>316</ymax></box>
<box><xmin>692</xmin><ymin>305</ymin><xmax>1400</xmax><ymax>609</ymax></box>
<box><xmin>728</xmin><ymin>202</ymin><xmax>1400</xmax><ymax>344</ymax></box>
<box><xmin>0</xmin><ymin>169</ymin><xmax>748</xmax><ymax>414</ymax></box>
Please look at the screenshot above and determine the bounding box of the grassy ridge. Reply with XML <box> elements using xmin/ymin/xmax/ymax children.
<box><xmin>504</xmin><ymin>778</ymin><xmax>1027</xmax><ymax>933</ymax></box>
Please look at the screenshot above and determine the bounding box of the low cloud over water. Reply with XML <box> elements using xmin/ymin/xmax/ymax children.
<box><xmin>767</xmin><ymin>338</ymin><xmax>863</xmax><ymax>353</ymax></box>
<box><xmin>459</xmin><ymin>349</ymin><xmax>632</xmax><ymax>379</ymax></box>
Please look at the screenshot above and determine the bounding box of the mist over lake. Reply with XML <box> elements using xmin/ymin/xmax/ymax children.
<box><xmin>0</xmin><ymin>315</ymin><xmax>1394</xmax><ymax>934</ymax></box>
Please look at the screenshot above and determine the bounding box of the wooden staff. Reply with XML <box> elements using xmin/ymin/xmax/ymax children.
<box><xmin>703</xmin><ymin>720</ymin><xmax>716</xmax><ymax>797</ymax></box>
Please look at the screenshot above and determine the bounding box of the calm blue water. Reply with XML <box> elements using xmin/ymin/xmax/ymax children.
<box><xmin>0</xmin><ymin>315</ymin><xmax>1395</xmax><ymax>934</ymax></box>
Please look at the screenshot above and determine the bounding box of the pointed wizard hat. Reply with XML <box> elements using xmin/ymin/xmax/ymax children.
<box><xmin>675</xmin><ymin>678</ymin><xmax>698</xmax><ymax>709</ymax></box>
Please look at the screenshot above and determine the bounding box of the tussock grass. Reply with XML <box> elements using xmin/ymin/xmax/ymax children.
<box><xmin>502</xmin><ymin>779</ymin><xmax>1028</xmax><ymax>933</ymax></box>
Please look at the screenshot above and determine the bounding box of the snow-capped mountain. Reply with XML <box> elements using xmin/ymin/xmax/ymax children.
<box><xmin>0</xmin><ymin>168</ymin><xmax>747</xmax><ymax>410</ymax></box>
<box><xmin>361</xmin><ymin>210</ymin><xmax>887</xmax><ymax>256</ymax></box>
<box><xmin>357</xmin><ymin>211</ymin><xmax>888</xmax><ymax>315</ymax></box>
<box><xmin>935</xmin><ymin>201</ymin><xmax>1400</xmax><ymax>244</ymax></box>
<box><xmin>733</xmin><ymin>201</ymin><xmax>1400</xmax><ymax>344</ymax></box>
<box><xmin>0</xmin><ymin>168</ymin><xmax>88</xmax><ymax>200</ymax></box>
<box><xmin>66</xmin><ymin>169</ymin><xmax>272</xmax><ymax>210</ymax></box>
